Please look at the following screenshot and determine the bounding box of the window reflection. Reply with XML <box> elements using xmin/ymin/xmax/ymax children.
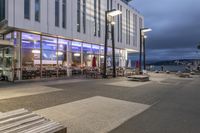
<box><xmin>21</xmin><ymin>32</ymin><xmax>41</xmax><ymax>79</ymax></box>
<box><xmin>42</xmin><ymin>36</ymin><xmax>57</xmax><ymax>77</ymax></box>
<box><xmin>69</xmin><ymin>41</ymin><xmax>81</xmax><ymax>67</ymax></box>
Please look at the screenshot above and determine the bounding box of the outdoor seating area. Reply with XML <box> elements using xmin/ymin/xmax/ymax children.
<box><xmin>22</xmin><ymin>67</ymin><xmax>68</xmax><ymax>79</ymax></box>
<box><xmin>0</xmin><ymin>108</ymin><xmax>67</xmax><ymax>133</ymax></box>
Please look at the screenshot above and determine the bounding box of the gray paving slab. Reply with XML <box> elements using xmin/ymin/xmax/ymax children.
<box><xmin>35</xmin><ymin>96</ymin><xmax>150</xmax><ymax>133</ymax></box>
<box><xmin>110</xmin><ymin>78</ymin><xmax>200</xmax><ymax>133</ymax></box>
<box><xmin>0</xmin><ymin>74</ymin><xmax>199</xmax><ymax>133</ymax></box>
<box><xmin>0</xmin><ymin>85</ymin><xmax>63</xmax><ymax>100</ymax></box>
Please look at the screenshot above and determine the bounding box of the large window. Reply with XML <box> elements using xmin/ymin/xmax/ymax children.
<box><xmin>24</xmin><ymin>0</ymin><xmax>30</xmax><ymax>19</ymax></box>
<box><xmin>139</xmin><ymin>17</ymin><xmax>143</xmax><ymax>29</ymax></box>
<box><xmin>83</xmin><ymin>43</ymin><xmax>92</xmax><ymax>67</ymax></box>
<box><xmin>35</xmin><ymin>0</ymin><xmax>40</xmax><ymax>22</ymax></box>
<box><xmin>69</xmin><ymin>41</ymin><xmax>81</xmax><ymax>67</ymax></box>
<box><xmin>133</xmin><ymin>14</ymin><xmax>137</xmax><ymax>46</ymax></box>
<box><xmin>55</xmin><ymin>0</ymin><xmax>60</xmax><ymax>27</ymax></box>
<box><xmin>120</xmin><ymin>5</ymin><xmax>122</xmax><ymax>42</ymax></box>
<box><xmin>58</xmin><ymin>39</ymin><xmax>67</xmax><ymax>65</ymax></box>
<box><xmin>77</xmin><ymin>0</ymin><xmax>81</xmax><ymax>32</ymax></box>
<box><xmin>21</xmin><ymin>32</ymin><xmax>41</xmax><ymax>79</ymax></box>
<box><xmin>98</xmin><ymin>0</ymin><xmax>101</xmax><ymax>37</ymax></box>
<box><xmin>0</xmin><ymin>0</ymin><xmax>5</xmax><ymax>22</ymax></box>
<box><xmin>94</xmin><ymin>0</ymin><xmax>97</xmax><ymax>36</ymax></box>
<box><xmin>62</xmin><ymin>0</ymin><xmax>66</xmax><ymax>28</ymax></box>
<box><xmin>126</xmin><ymin>9</ymin><xmax>130</xmax><ymax>45</ymax></box>
<box><xmin>117</xmin><ymin>4</ymin><xmax>122</xmax><ymax>43</ymax></box>
<box><xmin>117</xmin><ymin>4</ymin><xmax>120</xmax><ymax>42</ymax></box>
<box><xmin>83</xmin><ymin>0</ymin><xmax>86</xmax><ymax>33</ymax></box>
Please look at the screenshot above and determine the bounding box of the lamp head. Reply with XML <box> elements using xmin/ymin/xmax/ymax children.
<box><xmin>107</xmin><ymin>9</ymin><xmax>122</xmax><ymax>17</ymax></box>
<box><xmin>141</xmin><ymin>28</ymin><xmax>152</xmax><ymax>33</ymax></box>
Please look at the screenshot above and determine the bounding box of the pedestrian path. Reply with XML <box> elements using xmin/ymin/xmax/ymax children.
<box><xmin>0</xmin><ymin>85</ymin><xmax>62</xmax><ymax>100</ymax></box>
<box><xmin>35</xmin><ymin>96</ymin><xmax>150</xmax><ymax>133</ymax></box>
<box><xmin>105</xmin><ymin>80</ymin><xmax>150</xmax><ymax>88</ymax></box>
<box><xmin>0</xmin><ymin>79</ymin><xmax>89</xmax><ymax>100</ymax></box>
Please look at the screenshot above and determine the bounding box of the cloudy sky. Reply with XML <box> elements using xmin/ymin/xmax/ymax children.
<box><xmin>130</xmin><ymin>0</ymin><xmax>200</xmax><ymax>61</ymax></box>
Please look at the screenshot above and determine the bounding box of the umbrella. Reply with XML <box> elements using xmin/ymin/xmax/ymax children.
<box><xmin>107</xmin><ymin>57</ymin><xmax>112</xmax><ymax>67</ymax></box>
<box><xmin>92</xmin><ymin>56</ymin><xmax>97</xmax><ymax>68</ymax></box>
<box><xmin>128</xmin><ymin>59</ymin><xmax>131</xmax><ymax>68</ymax></box>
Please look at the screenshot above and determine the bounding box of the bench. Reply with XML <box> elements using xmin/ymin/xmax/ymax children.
<box><xmin>0</xmin><ymin>108</ymin><xmax>67</xmax><ymax>133</ymax></box>
<box><xmin>127</xmin><ymin>75</ymin><xmax>150</xmax><ymax>82</ymax></box>
<box><xmin>178</xmin><ymin>73</ymin><xmax>190</xmax><ymax>78</ymax></box>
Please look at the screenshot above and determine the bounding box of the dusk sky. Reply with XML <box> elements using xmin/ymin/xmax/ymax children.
<box><xmin>130</xmin><ymin>0</ymin><xmax>200</xmax><ymax>61</ymax></box>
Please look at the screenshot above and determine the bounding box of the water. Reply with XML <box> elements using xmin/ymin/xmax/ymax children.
<box><xmin>149</xmin><ymin>65</ymin><xmax>186</xmax><ymax>72</ymax></box>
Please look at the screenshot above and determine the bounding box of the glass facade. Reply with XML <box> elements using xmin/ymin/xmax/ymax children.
<box><xmin>94</xmin><ymin>0</ymin><xmax>97</xmax><ymax>36</ymax></box>
<box><xmin>2</xmin><ymin>31</ymin><xmax>126</xmax><ymax>80</ymax></box>
<box><xmin>133</xmin><ymin>13</ymin><xmax>137</xmax><ymax>46</ymax></box>
<box><xmin>77</xmin><ymin>0</ymin><xmax>81</xmax><ymax>32</ymax></box>
<box><xmin>24</xmin><ymin>0</ymin><xmax>30</xmax><ymax>19</ymax></box>
<box><xmin>21</xmin><ymin>33</ymin><xmax>41</xmax><ymax>79</ymax></box>
<box><xmin>62</xmin><ymin>0</ymin><xmax>66</xmax><ymax>28</ymax></box>
<box><xmin>55</xmin><ymin>0</ymin><xmax>60</xmax><ymax>27</ymax></box>
<box><xmin>126</xmin><ymin>9</ymin><xmax>130</xmax><ymax>45</ymax></box>
<box><xmin>98</xmin><ymin>0</ymin><xmax>101</xmax><ymax>37</ymax></box>
<box><xmin>117</xmin><ymin>4</ymin><xmax>123</xmax><ymax>43</ymax></box>
<box><xmin>0</xmin><ymin>0</ymin><xmax>5</xmax><ymax>22</ymax></box>
<box><xmin>35</xmin><ymin>0</ymin><xmax>40</xmax><ymax>22</ymax></box>
<box><xmin>83</xmin><ymin>0</ymin><xmax>86</xmax><ymax>33</ymax></box>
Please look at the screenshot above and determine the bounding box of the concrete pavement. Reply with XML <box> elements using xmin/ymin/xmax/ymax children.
<box><xmin>0</xmin><ymin>73</ymin><xmax>200</xmax><ymax>133</ymax></box>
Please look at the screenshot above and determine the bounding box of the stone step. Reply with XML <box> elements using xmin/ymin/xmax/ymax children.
<box><xmin>127</xmin><ymin>75</ymin><xmax>150</xmax><ymax>82</ymax></box>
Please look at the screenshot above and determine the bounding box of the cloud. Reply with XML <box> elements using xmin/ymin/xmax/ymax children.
<box><xmin>130</xmin><ymin>0</ymin><xmax>200</xmax><ymax>59</ymax></box>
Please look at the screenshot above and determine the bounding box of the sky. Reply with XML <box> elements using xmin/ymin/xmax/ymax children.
<box><xmin>130</xmin><ymin>0</ymin><xmax>200</xmax><ymax>61</ymax></box>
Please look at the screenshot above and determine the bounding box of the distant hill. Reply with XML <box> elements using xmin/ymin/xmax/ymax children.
<box><xmin>147</xmin><ymin>59</ymin><xmax>199</xmax><ymax>66</ymax></box>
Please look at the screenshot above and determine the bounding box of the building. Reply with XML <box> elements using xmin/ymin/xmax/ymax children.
<box><xmin>0</xmin><ymin>0</ymin><xmax>144</xmax><ymax>81</ymax></box>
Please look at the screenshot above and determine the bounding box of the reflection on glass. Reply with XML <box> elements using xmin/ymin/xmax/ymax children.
<box><xmin>92</xmin><ymin>44</ymin><xmax>100</xmax><ymax>54</ymax></box>
<box><xmin>71</xmin><ymin>41</ymin><xmax>81</xmax><ymax>52</ymax></box>
<box><xmin>41</xmin><ymin>36</ymin><xmax>57</xmax><ymax>77</ymax></box>
<box><xmin>58</xmin><ymin>39</ymin><xmax>67</xmax><ymax>69</ymax></box>
<box><xmin>83</xmin><ymin>54</ymin><xmax>92</xmax><ymax>67</ymax></box>
<box><xmin>21</xmin><ymin>32</ymin><xmax>41</xmax><ymax>79</ymax></box>
<box><xmin>83</xmin><ymin>43</ymin><xmax>92</xmax><ymax>54</ymax></box>
<box><xmin>71</xmin><ymin>52</ymin><xmax>81</xmax><ymax>67</ymax></box>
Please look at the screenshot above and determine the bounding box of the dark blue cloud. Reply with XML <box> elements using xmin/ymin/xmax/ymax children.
<box><xmin>130</xmin><ymin>0</ymin><xmax>200</xmax><ymax>60</ymax></box>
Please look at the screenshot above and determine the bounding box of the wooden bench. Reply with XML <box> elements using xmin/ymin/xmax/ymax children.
<box><xmin>178</xmin><ymin>73</ymin><xmax>190</xmax><ymax>78</ymax></box>
<box><xmin>0</xmin><ymin>109</ymin><xmax>67</xmax><ymax>133</ymax></box>
<box><xmin>127</xmin><ymin>75</ymin><xmax>150</xmax><ymax>82</ymax></box>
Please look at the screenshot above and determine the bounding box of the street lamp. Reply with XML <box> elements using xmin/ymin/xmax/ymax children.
<box><xmin>143</xmin><ymin>35</ymin><xmax>147</xmax><ymax>70</ymax></box>
<box><xmin>139</xmin><ymin>28</ymin><xmax>152</xmax><ymax>74</ymax></box>
<box><xmin>103</xmin><ymin>9</ymin><xmax>122</xmax><ymax>78</ymax></box>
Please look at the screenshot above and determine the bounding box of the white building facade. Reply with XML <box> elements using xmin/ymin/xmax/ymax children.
<box><xmin>0</xmin><ymin>0</ymin><xmax>144</xmax><ymax>80</ymax></box>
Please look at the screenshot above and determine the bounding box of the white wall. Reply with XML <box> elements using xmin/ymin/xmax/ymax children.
<box><xmin>6</xmin><ymin>0</ymin><xmax>144</xmax><ymax>51</ymax></box>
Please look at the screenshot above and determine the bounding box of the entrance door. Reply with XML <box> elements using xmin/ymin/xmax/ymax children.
<box><xmin>0</xmin><ymin>46</ymin><xmax>14</xmax><ymax>81</ymax></box>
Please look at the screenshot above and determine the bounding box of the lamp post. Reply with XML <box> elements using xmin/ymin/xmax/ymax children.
<box><xmin>103</xmin><ymin>9</ymin><xmax>122</xmax><ymax>78</ymax></box>
<box><xmin>139</xmin><ymin>28</ymin><xmax>152</xmax><ymax>74</ymax></box>
<box><xmin>143</xmin><ymin>35</ymin><xmax>147</xmax><ymax>70</ymax></box>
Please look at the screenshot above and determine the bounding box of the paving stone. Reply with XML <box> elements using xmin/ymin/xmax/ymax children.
<box><xmin>35</xmin><ymin>96</ymin><xmax>150</xmax><ymax>133</ymax></box>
